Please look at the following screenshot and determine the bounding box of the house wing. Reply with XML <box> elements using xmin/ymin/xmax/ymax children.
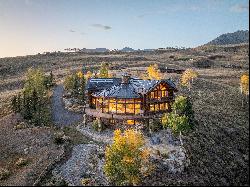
<box><xmin>131</xmin><ymin>78</ymin><xmax>178</xmax><ymax>95</ymax></box>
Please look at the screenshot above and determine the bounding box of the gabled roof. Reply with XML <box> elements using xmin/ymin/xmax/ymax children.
<box><xmin>88</xmin><ymin>77</ymin><xmax>177</xmax><ymax>99</ymax></box>
<box><xmin>86</xmin><ymin>78</ymin><xmax>121</xmax><ymax>91</ymax></box>
<box><xmin>131</xmin><ymin>78</ymin><xmax>178</xmax><ymax>93</ymax></box>
<box><xmin>93</xmin><ymin>83</ymin><xmax>141</xmax><ymax>98</ymax></box>
<box><xmin>130</xmin><ymin>79</ymin><xmax>159</xmax><ymax>94</ymax></box>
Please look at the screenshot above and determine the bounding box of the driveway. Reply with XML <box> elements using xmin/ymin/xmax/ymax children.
<box><xmin>52</xmin><ymin>85</ymin><xmax>83</xmax><ymax>126</ymax></box>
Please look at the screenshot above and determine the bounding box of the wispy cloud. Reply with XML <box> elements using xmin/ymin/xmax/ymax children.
<box><xmin>68</xmin><ymin>29</ymin><xmax>87</xmax><ymax>35</ymax></box>
<box><xmin>230</xmin><ymin>4</ymin><xmax>249</xmax><ymax>13</ymax></box>
<box><xmin>91</xmin><ymin>24</ymin><xmax>112</xmax><ymax>30</ymax></box>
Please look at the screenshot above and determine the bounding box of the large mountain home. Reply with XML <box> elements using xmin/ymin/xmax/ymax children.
<box><xmin>85</xmin><ymin>74</ymin><xmax>178</xmax><ymax>125</ymax></box>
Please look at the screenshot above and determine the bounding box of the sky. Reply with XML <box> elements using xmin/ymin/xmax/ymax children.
<box><xmin>0</xmin><ymin>0</ymin><xmax>249</xmax><ymax>57</ymax></box>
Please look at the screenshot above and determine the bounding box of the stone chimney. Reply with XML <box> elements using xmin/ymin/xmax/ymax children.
<box><xmin>122</xmin><ymin>73</ymin><xmax>131</xmax><ymax>84</ymax></box>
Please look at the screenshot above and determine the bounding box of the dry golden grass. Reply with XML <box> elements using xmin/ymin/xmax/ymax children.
<box><xmin>0</xmin><ymin>44</ymin><xmax>248</xmax><ymax>185</ymax></box>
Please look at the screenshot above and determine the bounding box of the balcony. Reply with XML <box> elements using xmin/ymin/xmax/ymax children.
<box><xmin>85</xmin><ymin>107</ymin><xmax>151</xmax><ymax>120</ymax></box>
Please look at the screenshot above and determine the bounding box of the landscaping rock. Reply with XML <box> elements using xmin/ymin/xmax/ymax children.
<box><xmin>52</xmin><ymin>144</ymin><xmax>109</xmax><ymax>186</ymax></box>
<box><xmin>77</xmin><ymin>124</ymin><xmax>113</xmax><ymax>144</ymax></box>
<box><xmin>150</xmin><ymin>136</ymin><xmax>161</xmax><ymax>145</ymax></box>
<box><xmin>77</xmin><ymin>124</ymin><xmax>189</xmax><ymax>177</ymax></box>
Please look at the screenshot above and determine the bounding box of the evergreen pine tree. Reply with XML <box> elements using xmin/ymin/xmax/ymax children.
<box><xmin>49</xmin><ymin>71</ymin><xmax>54</xmax><ymax>86</ymax></box>
<box><xmin>11</xmin><ymin>95</ymin><xmax>18</xmax><ymax>113</ymax></box>
<box><xmin>23</xmin><ymin>91</ymin><xmax>32</xmax><ymax>120</ymax></box>
<box><xmin>32</xmin><ymin>89</ymin><xmax>38</xmax><ymax>112</ymax></box>
<box><xmin>17</xmin><ymin>93</ymin><xmax>22</xmax><ymax>112</ymax></box>
<box><xmin>73</xmin><ymin>74</ymin><xmax>79</xmax><ymax>97</ymax></box>
<box><xmin>80</xmin><ymin>76</ymin><xmax>86</xmax><ymax>103</ymax></box>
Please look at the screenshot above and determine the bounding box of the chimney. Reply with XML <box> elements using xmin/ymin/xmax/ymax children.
<box><xmin>122</xmin><ymin>73</ymin><xmax>130</xmax><ymax>84</ymax></box>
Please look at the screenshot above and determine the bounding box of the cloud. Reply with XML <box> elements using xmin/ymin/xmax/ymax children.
<box><xmin>91</xmin><ymin>24</ymin><xmax>112</xmax><ymax>30</ymax></box>
<box><xmin>230</xmin><ymin>4</ymin><xmax>249</xmax><ymax>13</ymax></box>
<box><xmin>69</xmin><ymin>29</ymin><xmax>76</xmax><ymax>32</ymax></box>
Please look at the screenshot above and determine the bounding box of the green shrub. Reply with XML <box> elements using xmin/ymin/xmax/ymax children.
<box><xmin>14</xmin><ymin>122</ymin><xmax>27</xmax><ymax>130</ymax></box>
<box><xmin>149</xmin><ymin>118</ymin><xmax>162</xmax><ymax>132</ymax></box>
<box><xmin>162</xmin><ymin>113</ymin><xmax>190</xmax><ymax>134</ymax></box>
<box><xmin>64</xmin><ymin>72</ymin><xmax>86</xmax><ymax>102</ymax></box>
<box><xmin>172</xmin><ymin>95</ymin><xmax>195</xmax><ymax>125</ymax></box>
<box><xmin>47</xmin><ymin>176</ymin><xmax>68</xmax><ymax>186</ymax></box>
<box><xmin>172</xmin><ymin>96</ymin><xmax>187</xmax><ymax>115</ymax></box>
<box><xmin>53</xmin><ymin>132</ymin><xmax>65</xmax><ymax>144</ymax></box>
<box><xmin>64</xmin><ymin>74</ymin><xmax>75</xmax><ymax>91</ymax></box>
<box><xmin>0</xmin><ymin>168</ymin><xmax>10</xmax><ymax>180</ymax></box>
<box><xmin>92</xmin><ymin>118</ymin><xmax>105</xmax><ymax>132</ymax></box>
<box><xmin>15</xmin><ymin>158</ymin><xmax>28</xmax><ymax>167</ymax></box>
<box><xmin>80</xmin><ymin>178</ymin><xmax>94</xmax><ymax>186</ymax></box>
<box><xmin>44</xmin><ymin>71</ymin><xmax>54</xmax><ymax>89</ymax></box>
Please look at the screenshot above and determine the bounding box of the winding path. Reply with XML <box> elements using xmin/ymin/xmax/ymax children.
<box><xmin>52</xmin><ymin>85</ymin><xmax>83</xmax><ymax>126</ymax></box>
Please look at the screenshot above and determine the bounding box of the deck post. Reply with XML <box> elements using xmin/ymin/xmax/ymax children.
<box><xmin>125</xmin><ymin>98</ymin><xmax>127</xmax><ymax>114</ymax></box>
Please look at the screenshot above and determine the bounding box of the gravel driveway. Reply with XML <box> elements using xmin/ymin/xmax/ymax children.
<box><xmin>52</xmin><ymin>85</ymin><xmax>83</xmax><ymax>126</ymax></box>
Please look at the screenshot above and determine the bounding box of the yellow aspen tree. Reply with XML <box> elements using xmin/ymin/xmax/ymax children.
<box><xmin>104</xmin><ymin>129</ymin><xmax>152</xmax><ymax>186</ymax></box>
<box><xmin>240</xmin><ymin>74</ymin><xmax>249</xmax><ymax>107</ymax></box>
<box><xmin>147</xmin><ymin>64</ymin><xmax>161</xmax><ymax>80</ymax></box>
<box><xmin>181</xmin><ymin>69</ymin><xmax>198</xmax><ymax>91</ymax></box>
<box><xmin>77</xmin><ymin>71</ymin><xmax>83</xmax><ymax>79</ymax></box>
<box><xmin>85</xmin><ymin>71</ymin><xmax>93</xmax><ymax>79</ymax></box>
<box><xmin>99</xmin><ymin>62</ymin><xmax>109</xmax><ymax>78</ymax></box>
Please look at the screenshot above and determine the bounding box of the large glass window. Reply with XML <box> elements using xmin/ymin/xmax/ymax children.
<box><xmin>149</xmin><ymin>83</ymin><xmax>169</xmax><ymax>99</ymax></box>
<box><xmin>150</xmin><ymin>104</ymin><xmax>154</xmax><ymax>111</ymax></box>
<box><xmin>135</xmin><ymin>103</ymin><xmax>141</xmax><ymax>114</ymax></box>
<box><xmin>96</xmin><ymin>98</ymin><xmax>103</xmax><ymax>109</ymax></box>
<box><xmin>150</xmin><ymin>92</ymin><xmax>154</xmax><ymax>98</ymax></box>
<box><xmin>91</xmin><ymin>97</ymin><xmax>96</xmax><ymax>107</ymax></box>
<box><xmin>117</xmin><ymin>103</ymin><xmax>125</xmax><ymax>113</ymax></box>
<box><xmin>162</xmin><ymin>90</ymin><xmax>167</xmax><ymax>97</ymax></box>
<box><xmin>149</xmin><ymin>102</ymin><xmax>169</xmax><ymax>112</ymax></box>
<box><xmin>109</xmin><ymin>102</ymin><xmax>116</xmax><ymax>113</ymax></box>
<box><xmin>126</xmin><ymin>120</ymin><xmax>140</xmax><ymax>125</ymax></box>
<box><xmin>126</xmin><ymin>103</ymin><xmax>134</xmax><ymax>114</ymax></box>
<box><xmin>155</xmin><ymin>104</ymin><xmax>159</xmax><ymax>111</ymax></box>
<box><xmin>160</xmin><ymin>103</ymin><xmax>165</xmax><ymax>110</ymax></box>
<box><xmin>99</xmin><ymin>98</ymin><xmax>142</xmax><ymax>114</ymax></box>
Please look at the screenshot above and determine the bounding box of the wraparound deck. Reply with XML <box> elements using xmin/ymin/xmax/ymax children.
<box><xmin>85</xmin><ymin>107</ymin><xmax>168</xmax><ymax>120</ymax></box>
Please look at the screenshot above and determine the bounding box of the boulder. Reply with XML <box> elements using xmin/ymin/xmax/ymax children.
<box><xmin>150</xmin><ymin>136</ymin><xmax>161</xmax><ymax>145</ymax></box>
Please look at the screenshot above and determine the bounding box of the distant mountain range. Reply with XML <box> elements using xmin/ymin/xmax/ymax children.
<box><xmin>64</xmin><ymin>47</ymin><xmax>156</xmax><ymax>53</ymax></box>
<box><xmin>64</xmin><ymin>30</ymin><xmax>249</xmax><ymax>53</ymax></box>
<box><xmin>207</xmin><ymin>30</ymin><xmax>249</xmax><ymax>45</ymax></box>
<box><xmin>120</xmin><ymin>47</ymin><xmax>135</xmax><ymax>52</ymax></box>
<box><xmin>64</xmin><ymin>48</ymin><xmax>110</xmax><ymax>52</ymax></box>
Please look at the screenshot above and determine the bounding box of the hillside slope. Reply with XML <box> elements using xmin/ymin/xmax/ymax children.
<box><xmin>207</xmin><ymin>30</ymin><xmax>249</xmax><ymax>45</ymax></box>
